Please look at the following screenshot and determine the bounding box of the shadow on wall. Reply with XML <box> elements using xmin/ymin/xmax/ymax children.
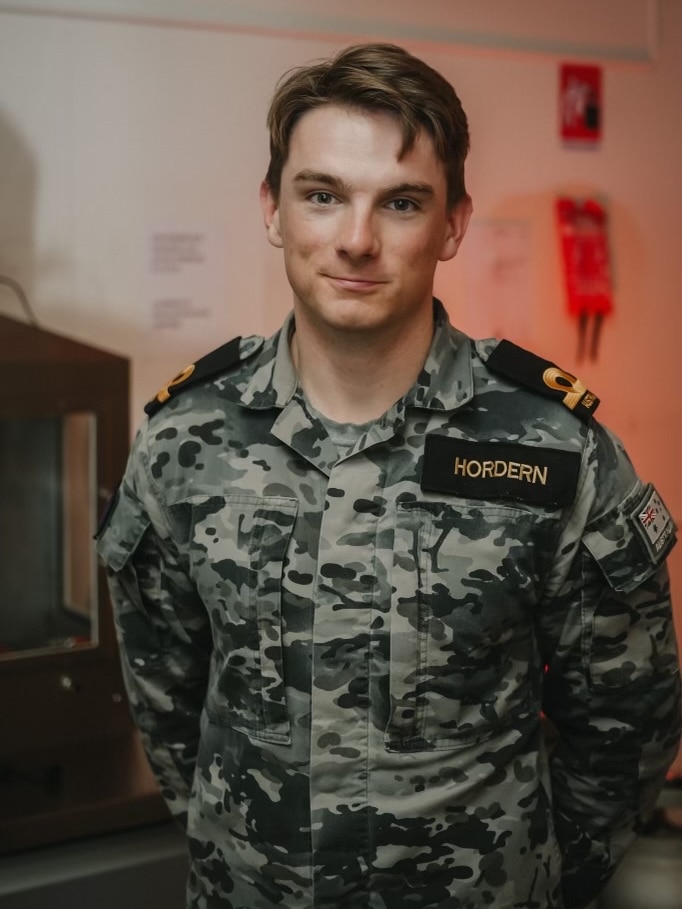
<box><xmin>0</xmin><ymin>109</ymin><xmax>138</xmax><ymax>364</ymax></box>
<box><xmin>0</xmin><ymin>110</ymin><xmax>35</xmax><ymax>321</ymax></box>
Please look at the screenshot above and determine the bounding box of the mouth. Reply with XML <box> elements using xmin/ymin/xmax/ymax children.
<box><xmin>326</xmin><ymin>275</ymin><xmax>386</xmax><ymax>292</ymax></box>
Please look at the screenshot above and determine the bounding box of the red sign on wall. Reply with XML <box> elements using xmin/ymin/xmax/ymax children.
<box><xmin>560</xmin><ymin>63</ymin><xmax>602</xmax><ymax>143</ymax></box>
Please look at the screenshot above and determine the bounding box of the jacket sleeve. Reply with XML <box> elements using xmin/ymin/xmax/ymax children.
<box><xmin>538</xmin><ymin>424</ymin><xmax>681</xmax><ymax>909</ymax></box>
<box><xmin>96</xmin><ymin>439</ymin><xmax>213</xmax><ymax>827</ymax></box>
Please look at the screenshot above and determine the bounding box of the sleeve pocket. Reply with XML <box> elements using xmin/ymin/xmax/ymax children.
<box><xmin>582</xmin><ymin>482</ymin><xmax>677</xmax><ymax>594</ymax></box>
<box><xmin>95</xmin><ymin>485</ymin><xmax>151</xmax><ymax>572</ymax></box>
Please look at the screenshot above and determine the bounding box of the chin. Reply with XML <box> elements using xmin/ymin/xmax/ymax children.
<box><xmin>320</xmin><ymin>306</ymin><xmax>393</xmax><ymax>335</ymax></box>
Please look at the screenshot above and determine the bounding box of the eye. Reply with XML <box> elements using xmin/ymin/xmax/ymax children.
<box><xmin>308</xmin><ymin>191</ymin><xmax>337</xmax><ymax>205</ymax></box>
<box><xmin>387</xmin><ymin>198</ymin><xmax>418</xmax><ymax>213</ymax></box>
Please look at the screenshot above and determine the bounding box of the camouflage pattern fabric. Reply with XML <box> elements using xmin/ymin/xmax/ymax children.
<box><xmin>96</xmin><ymin>301</ymin><xmax>681</xmax><ymax>909</ymax></box>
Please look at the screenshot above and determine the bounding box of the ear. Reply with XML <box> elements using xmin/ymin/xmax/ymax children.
<box><xmin>439</xmin><ymin>195</ymin><xmax>473</xmax><ymax>262</ymax></box>
<box><xmin>259</xmin><ymin>180</ymin><xmax>284</xmax><ymax>249</ymax></box>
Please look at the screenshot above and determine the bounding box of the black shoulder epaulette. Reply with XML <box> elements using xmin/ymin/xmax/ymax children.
<box><xmin>145</xmin><ymin>335</ymin><xmax>246</xmax><ymax>417</ymax></box>
<box><xmin>485</xmin><ymin>339</ymin><xmax>600</xmax><ymax>423</ymax></box>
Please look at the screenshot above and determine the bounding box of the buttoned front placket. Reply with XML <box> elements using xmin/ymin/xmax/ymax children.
<box><xmin>308</xmin><ymin>419</ymin><xmax>402</xmax><ymax>902</ymax></box>
<box><xmin>268</xmin><ymin>391</ymin><xmax>411</xmax><ymax>902</ymax></box>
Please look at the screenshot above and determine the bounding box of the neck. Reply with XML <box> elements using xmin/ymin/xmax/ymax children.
<box><xmin>290</xmin><ymin>312</ymin><xmax>434</xmax><ymax>424</ymax></box>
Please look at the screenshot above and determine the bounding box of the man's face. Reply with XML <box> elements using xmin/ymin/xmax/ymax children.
<box><xmin>260</xmin><ymin>104</ymin><xmax>471</xmax><ymax>341</ymax></box>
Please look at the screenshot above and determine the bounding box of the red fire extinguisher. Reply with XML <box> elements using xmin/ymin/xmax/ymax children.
<box><xmin>555</xmin><ymin>196</ymin><xmax>613</xmax><ymax>361</ymax></box>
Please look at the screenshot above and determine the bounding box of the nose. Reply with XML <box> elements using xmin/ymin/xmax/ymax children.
<box><xmin>335</xmin><ymin>204</ymin><xmax>379</xmax><ymax>260</ymax></box>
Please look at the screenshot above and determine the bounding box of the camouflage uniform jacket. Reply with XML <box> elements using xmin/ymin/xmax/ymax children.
<box><xmin>97</xmin><ymin>303</ymin><xmax>681</xmax><ymax>909</ymax></box>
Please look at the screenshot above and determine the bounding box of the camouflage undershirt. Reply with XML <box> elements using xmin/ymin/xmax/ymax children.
<box><xmin>306</xmin><ymin>404</ymin><xmax>375</xmax><ymax>460</ymax></box>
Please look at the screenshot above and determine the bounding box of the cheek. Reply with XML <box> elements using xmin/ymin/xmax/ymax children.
<box><xmin>281</xmin><ymin>219</ymin><xmax>325</xmax><ymax>260</ymax></box>
<box><xmin>397</xmin><ymin>234</ymin><xmax>443</xmax><ymax>270</ymax></box>
<box><xmin>282</xmin><ymin>237</ymin><xmax>318</xmax><ymax>288</ymax></box>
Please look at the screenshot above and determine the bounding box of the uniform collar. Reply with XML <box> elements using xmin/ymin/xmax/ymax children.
<box><xmin>239</xmin><ymin>312</ymin><xmax>298</xmax><ymax>409</ymax></box>
<box><xmin>404</xmin><ymin>300</ymin><xmax>474</xmax><ymax>412</ymax></box>
<box><xmin>239</xmin><ymin>300</ymin><xmax>474</xmax><ymax>415</ymax></box>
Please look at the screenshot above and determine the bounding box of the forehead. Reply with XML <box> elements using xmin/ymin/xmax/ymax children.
<box><xmin>283</xmin><ymin>103</ymin><xmax>446</xmax><ymax>186</ymax></box>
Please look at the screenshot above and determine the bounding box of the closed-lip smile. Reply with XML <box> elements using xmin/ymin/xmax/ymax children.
<box><xmin>326</xmin><ymin>274</ymin><xmax>386</xmax><ymax>291</ymax></box>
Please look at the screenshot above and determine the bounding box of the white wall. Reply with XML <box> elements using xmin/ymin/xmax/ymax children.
<box><xmin>1</xmin><ymin>1</ymin><xmax>680</xmax><ymax>632</ymax></box>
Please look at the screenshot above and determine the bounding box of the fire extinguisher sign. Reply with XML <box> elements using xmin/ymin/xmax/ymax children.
<box><xmin>560</xmin><ymin>63</ymin><xmax>602</xmax><ymax>144</ymax></box>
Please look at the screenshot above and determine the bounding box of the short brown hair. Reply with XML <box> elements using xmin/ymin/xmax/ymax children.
<box><xmin>265</xmin><ymin>43</ymin><xmax>470</xmax><ymax>208</ymax></box>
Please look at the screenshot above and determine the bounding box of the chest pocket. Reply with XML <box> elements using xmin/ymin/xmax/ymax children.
<box><xmin>170</xmin><ymin>494</ymin><xmax>298</xmax><ymax>745</ymax></box>
<box><xmin>386</xmin><ymin>500</ymin><xmax>560</xmax><ymax>752</ymax></box>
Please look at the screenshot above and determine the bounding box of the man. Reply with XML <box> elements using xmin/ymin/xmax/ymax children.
<box><xmin>96</xmin><ymin>43</ymin><xmax>680</xmax><ymax>909</ymax></box>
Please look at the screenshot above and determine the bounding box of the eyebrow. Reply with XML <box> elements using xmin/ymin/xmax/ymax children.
<box><xmin>292</xmin><ymin>170</ymin><xmax>435</xmax><ymax>199</ymax></box>
<box><xmin>293</xmin><ymin>171</ymin><xmax>350</xmax><ymax>193</ymax></box>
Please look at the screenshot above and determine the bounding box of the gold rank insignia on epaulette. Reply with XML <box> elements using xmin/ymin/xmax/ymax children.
<box><xmin>145</xmin><ymin>336</ymin><xmax>245</xmax><ymax>417</ymax></box>
<box><xmin>486</xmin><ymin>339</ymin><xmax>600</xmax><ymax>423</ymax></box>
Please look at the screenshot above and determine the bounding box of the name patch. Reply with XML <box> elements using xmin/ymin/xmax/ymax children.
<box><xmin>421</xmin><ymin>436</ymin><xmax>581</xmax><ymax>507</ymax></box>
